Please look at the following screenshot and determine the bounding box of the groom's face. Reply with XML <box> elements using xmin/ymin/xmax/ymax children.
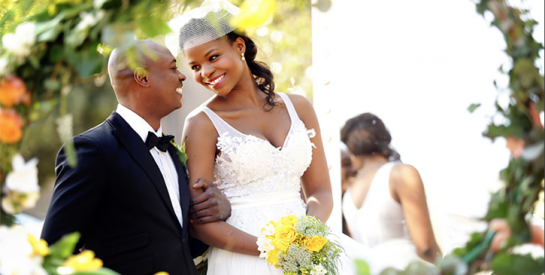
<box><xmin>145</xmin><ymin>46</ymin><xmax>186</xmax><ymax>115</ymax></box>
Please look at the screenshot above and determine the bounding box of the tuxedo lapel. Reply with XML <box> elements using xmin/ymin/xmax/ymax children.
<box><xmin>168</xmin><ymin>146</ymin><xmax>191</xmax><ymax>229</ymax></box>
<box><xmin>106</xmin><ymin>112</ymin><xmax>181</xmax><ymax>230</ymax></box>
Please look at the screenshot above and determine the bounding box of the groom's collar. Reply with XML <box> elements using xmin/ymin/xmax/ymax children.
<box><xmin>116</xmin><ymin>104</ymin><xmax>163</xmax><ymax>142</ymax></box>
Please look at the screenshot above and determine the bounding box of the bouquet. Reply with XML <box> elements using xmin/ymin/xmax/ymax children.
<box><xmin>257</xmin><ymin>215</ymin><xmax>343</xmax><ymax>275</ymax></box>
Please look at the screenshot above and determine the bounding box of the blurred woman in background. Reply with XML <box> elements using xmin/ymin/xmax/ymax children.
<box><xmin>341</xmin><ymin>143</ymin><xmax>357</xmax><ymax>236</ymax></box>
<box><xmin>341</xmin><ymin>113</ymin><xmax>442</xmax><ymax>267</ymax></box>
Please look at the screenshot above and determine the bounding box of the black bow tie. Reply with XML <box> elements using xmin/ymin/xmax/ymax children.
<box><xmin>145</xmin><ymin>132</ymin><xmax>174</xmax><ymax>152</ymax></box>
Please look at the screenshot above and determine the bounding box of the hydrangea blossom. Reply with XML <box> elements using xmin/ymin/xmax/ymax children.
<box><xmin>1</xmin><ymin>23</ymin><xmax>36</xmax><ymax>61</ymax></box>
<box><xmin>282</xmin><ymin>244</ymin><xmax>312</xmax><ymax>273</ymax></box>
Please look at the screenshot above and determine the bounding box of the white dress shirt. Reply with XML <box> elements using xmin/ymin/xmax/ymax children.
<box><xmin>116</xmin><ymin>104</ymin><xmax>183</xmax><ymax>228</ymax></box>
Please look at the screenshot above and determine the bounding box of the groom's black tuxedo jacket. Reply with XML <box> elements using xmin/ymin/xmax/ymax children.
<box><xmin>41</xmin><ymin>112</ymin><xmax>207</xmax><ymax>275</ymax></box>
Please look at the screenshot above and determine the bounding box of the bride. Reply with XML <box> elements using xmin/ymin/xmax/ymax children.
<box><xmin>166</xmin><ymin>1</ymin><xmax>396</xmax><ymax>274</ymax></box>
<box><xmin>165</xmin><ymin>1</ymin><xmax>369</xmax><ymax>274</ymax></box>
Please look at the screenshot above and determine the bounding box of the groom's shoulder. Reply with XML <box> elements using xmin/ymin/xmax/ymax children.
<box><xmin>78</xmin><ymin>119</ymin><xmax>114</xmax><ymax>141</ymax></box>
<box><xmin>71</xmin><ymin>116</ymin><xmax>117</xmax><ymax>151</ymax></box>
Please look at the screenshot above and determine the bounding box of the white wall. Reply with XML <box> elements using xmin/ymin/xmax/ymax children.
<box><xmin>311</xmin><ymin>0</ymin><xmax>544</xmax><ymax>252</ymax></box>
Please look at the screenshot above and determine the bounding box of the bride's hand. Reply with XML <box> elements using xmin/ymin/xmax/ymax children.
<box><xmin>189</xmin><ymin>178</ymin><xmax>232</xmax><ymax>224</ymax></box>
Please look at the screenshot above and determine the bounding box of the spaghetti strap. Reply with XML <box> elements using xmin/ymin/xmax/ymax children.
<box><xmin>277</xmin><ymin>93</ymin><xmax>301</xmax><ymax>123</ymax></box>
<box><xmin>201</xmin><ymin>106</ymin><xmax>239</xmax><ymax>138</ymax></box>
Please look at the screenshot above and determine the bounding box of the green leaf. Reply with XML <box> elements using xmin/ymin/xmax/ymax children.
<box><xmin>49</xmin><ymin>44</ymin><xmax>64</xmax><ymax>62</ymax></box>
<box><xmin>35</xmin><ymin>12</ymin><xmax>65</xmax><ymax>42</ymax></box>
<box><xmin>138</xmin><ymin>16</ymin><xmax>171</xmax><ymax>38</ymax></box>
<box><xmin>476</xmin><ymin>1</ymin><xmax>488</xmax><ymax>15</ymax></box>
<box><xmin>491</xmin><ymin>253</ymin><xmax>544</xmax><ymax>275</ymax></box>
<box><xmin>312</xmin><ymin>0</ymin><xmax>331</xmax><ymax>12</ymax></box>
<box><xmin>468</xmin><ymin>103</ymin><xmax>481</xmax><ymax>113</ymax></box>
<box><xmin>49</xmin><ymin>232</ymin><xmax>81</xmax><ymax>259</ymax></box>
<box><xmin>102</xmin><ymin>23</ymin><xmax>136</xmax><ymax>50</ymax></box>
<box><xmin>71</xmin><ymin>43</ymin><xmax>105</xmax><ymax>78</ymax></box>
<box><xmin>354</xmin><ymin>259</ymin><xmax>371</xmax><ymax>275</ymax></box>
<box><xmin>64</xmin><ymin>137</ymin><xmax>78</xmax><ymax>168</ymax></box>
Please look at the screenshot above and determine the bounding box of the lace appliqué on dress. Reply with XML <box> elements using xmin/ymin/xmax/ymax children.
<box><xmin>213</xmin><ymin>123</ymin><xmax>315</xmax><ymax>200</ymax></box>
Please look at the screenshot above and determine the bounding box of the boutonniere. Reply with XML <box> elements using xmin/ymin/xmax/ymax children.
<box><xmin>170</xmin><ymin>136</ymin><xmax>188</xmax><ymax>165</ymax></box>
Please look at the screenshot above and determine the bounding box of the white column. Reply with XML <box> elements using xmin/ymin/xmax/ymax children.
<box><xmin>311</xmin><ymin>1</ymin><xmax>342</xmax><ymax>233</ymax></box>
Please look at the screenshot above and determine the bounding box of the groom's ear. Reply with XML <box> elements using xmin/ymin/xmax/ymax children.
<box><xmin>134</xmin><ymin>67</ymin><xmax>150</xmax><ymax>87</ymax></box>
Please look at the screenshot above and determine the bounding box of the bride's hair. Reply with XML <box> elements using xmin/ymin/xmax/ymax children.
<box><xmin>340</xmin><ymin>113</ymin><xmax>401</xmax><ymax>162</ymax></box>
<box><xmin>179</xmin><ymin>14</ymin><xmax>276</xmax><ymax>111</ymax></box>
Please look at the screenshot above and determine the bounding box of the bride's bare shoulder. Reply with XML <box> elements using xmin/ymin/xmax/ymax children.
<box><xmin>184</xmin><ymin>106</ymin><xmax>216</xmax><ymax>136</ymax></box>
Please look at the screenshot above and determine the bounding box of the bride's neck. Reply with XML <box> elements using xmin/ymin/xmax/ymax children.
<box><xmin>224</xmin><ymin>68</ymin><xmax>265</xmax><ymax>108</ymax></box>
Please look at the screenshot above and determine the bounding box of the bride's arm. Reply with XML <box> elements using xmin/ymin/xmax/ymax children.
<box><xmin>288</xmin><ymin>94</ymin><xmax>334</xmax><ymax>223</ymax></box>
<box><xmin>182</xmin><ymin>111</ymin><xmax>259</xmax><ymax>256</ymax></box>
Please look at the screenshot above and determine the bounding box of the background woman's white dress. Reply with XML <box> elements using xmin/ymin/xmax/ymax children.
<box><xmin>202</xmin><ymin>93</ymin><xmax>381</xmax><ymax>275</ymax></box>
<box><xmin>343</xmin><ymin>162</ymin><xmax>429</xmax><ymax>270</ymax></box>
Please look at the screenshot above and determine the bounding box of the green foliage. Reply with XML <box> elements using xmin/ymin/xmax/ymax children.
<box><xmin>467</xmin><ymin>103</ymin><xmax>481</xmax><ymax>113</ymax></box>
<box><xmin>491</xmin><ymin>253</ymin><xmax>544</xmax><ymax>275</ymax></box>
<box><xmin>354</xmin><ymin>259</ymin><xmax>371</xmax><ymax>275</ymax></box>
<box><xmin>356</xmin><ymin>0</ymin><xmax>544</xmax><ymax>274</ymax></box>
<box><xmin>312</xmin><ymin>0</ymin><xmax>331</xmax><ymax>12</ymax></box>
<box><xmin>455</xmin><ymin>0</ymin><xmax>545</xmax><ymax>273</ymax></box>
<box><xmin>48</xmin><ymin>231</ymin><xmax>81</xmax><ymax>259</ymax></box>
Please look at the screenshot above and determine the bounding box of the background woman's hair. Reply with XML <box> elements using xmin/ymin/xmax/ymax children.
<box><xmin>179</xmin><ymin>13</ymin><xmax>276</xmax><ymax>111</ymax></box>
<box><xmin>340</xmin><ymin>113</ymin><xmax>401</xmax><ymax>162</ymax></box>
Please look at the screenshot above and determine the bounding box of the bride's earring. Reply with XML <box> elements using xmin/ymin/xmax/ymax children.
<box><xmin>241</xmin><ymin>52</ymin><xmax>245</xmax><ymax>61</ymax></box>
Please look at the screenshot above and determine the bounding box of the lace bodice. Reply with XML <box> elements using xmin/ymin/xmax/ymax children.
<box><xmin>202</xmin><ymin>93</ymin><xmax>315</xmax><ymax>200</ymax></box>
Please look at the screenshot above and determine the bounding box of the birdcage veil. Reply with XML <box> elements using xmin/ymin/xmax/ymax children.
<box><xmin>165</xmin><ymin>0</ymin><xmax>240</xmax><ymax>57</ymax></box>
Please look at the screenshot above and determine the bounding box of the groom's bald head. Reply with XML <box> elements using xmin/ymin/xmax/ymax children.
<box><xmin>107</xmin><ymin>39</ymin><xmax>164</xmax><ymax>103</ymax></box>
<box><xmin>107</xmin><ymin>39</ymin><xmax>185</xmax><ymax>126</ymax></box>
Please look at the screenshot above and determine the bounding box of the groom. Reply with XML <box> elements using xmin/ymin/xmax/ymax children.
<box><xmin>41</xmin><ymin>40</ymin><xmax>229</xmax><ymax>275</ymax></box>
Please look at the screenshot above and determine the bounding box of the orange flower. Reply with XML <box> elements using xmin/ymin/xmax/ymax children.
<box><xmin>0</xmin><ymin>75</ymin><xmax>29</xmax><ymax>107</ymax></box>
<box><xmin>505</xmin><ymin>136</ymin><xmax>525</xmax><ymax>159</ymax></box>
<box><xmin>0</xmin><ymin>109</ymin><xmax>23</xmax><ymax>144</ymax></box>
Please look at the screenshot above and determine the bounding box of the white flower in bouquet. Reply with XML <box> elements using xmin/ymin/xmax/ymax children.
<box><xmin>0</xmin><ymin>57</ymin><xmax>8</xmax><ymax>76</ymax></box>
<box><xmin>5</xmin><ymin>154</ymin><xmax>39</xmax><ymax>193</ymax></box>
<box><xmin>257</xmin><ymin>223</ymin><xmax>275</xmax><ymax>258</ymax></box>
<box><xmin>310</xmin><ymin>264</ymin><xmax>326</xmax><ymax>275</ymax></box>
<box><xmin>0</xmin><ymin>225</ymin><xmax>47</xmax><ymax>275</ymax></box>
<box><xmin>1</xmin><ymin>23</ymin><xmax>36</xmax><ymax>60</ymax></box>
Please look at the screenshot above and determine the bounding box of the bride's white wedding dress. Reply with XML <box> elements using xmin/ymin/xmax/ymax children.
<box><xmin>201</xmin><ymin>93</ymin><xmax>387</xmax><ymax>275</ymax></box>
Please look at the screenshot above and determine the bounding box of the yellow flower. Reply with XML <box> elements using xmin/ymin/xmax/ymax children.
<box><xmin>28</xmin><ymin>234</ymin><xmax>50</xmax><ymax>256</ymax></box>
<box><xmin>154</xmin><ymin>272</ymin><xmax>169</xmax><ymax>275</ymax></box>
<box><xmin>230</xmin><ymin>0</ymin><xmax>277</xmax><ymax>31</ymax></box>
<box><xmin>304</xmin><ymin>236</ymin><xmax>328</xmax><ymax>252</ymax></box>
<box><xmin>279</xmin><ymin>215</ymin><xmax>297</xmax><ymax>227</ymax></box>
<box><xmin>273</xmin><ymin>224</ymin><xmax>297</xmax><ymax>251</ymax></box>
<box><xmin>267</xmin><ymin>248</ymin><xmax>279</xmax><ymax>267</ymax></box>
<box><xmin>62</xmin><ymin>250</ymin><xmax>103</xmax><ymax>272</ymax></box>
